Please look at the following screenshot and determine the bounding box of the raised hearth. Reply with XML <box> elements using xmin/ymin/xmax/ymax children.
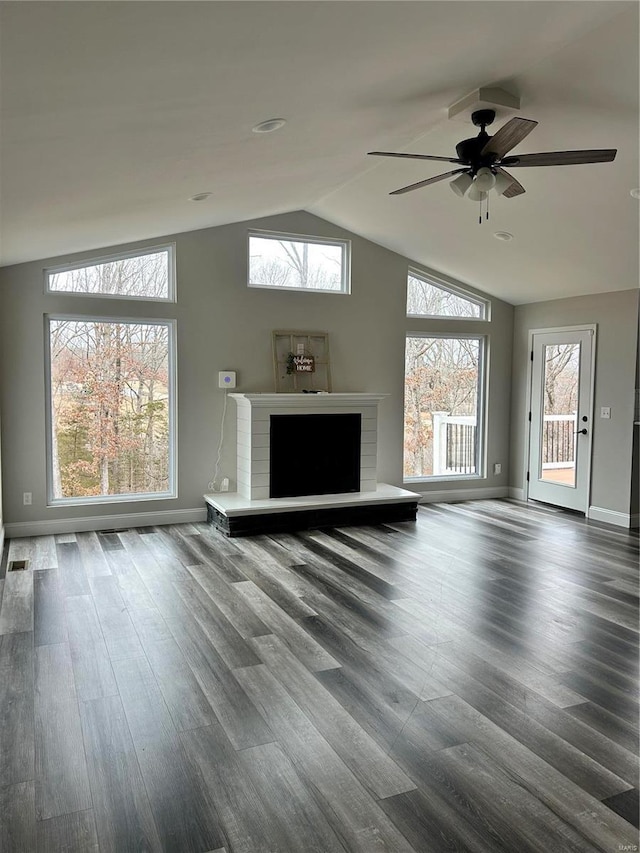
<box><xmin>204</xmin><ymin>484</ymin><xmax>420</xmax><ymax>536</ymax></box>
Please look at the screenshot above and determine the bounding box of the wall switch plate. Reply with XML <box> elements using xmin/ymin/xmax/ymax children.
<box><xmin>600</xmin><ymin>407</ymin><xmax>611</xmax><ymax>419</ymax></box>
<box><xmin>218</xmin><ymin>371</ymin><xmax>236</xmax><ymax>389</ymax></box>
<box><xmin>493</xmin><ymin>463</ymin><xmax>502</xmax><ymax>475</ymax></box>
<box><xmin>23</xmin><ymin>492</ymin><xmax>32</xmax><ymax>505</ymax></box>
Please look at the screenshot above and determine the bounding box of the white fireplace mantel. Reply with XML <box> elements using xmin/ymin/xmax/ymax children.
<box><xmin>229</xmin><ymin>392</ymin><xmax>388</xmax><ymax>501</ymax></box>
<box><xmin>229</xmin><ymin>393</ymin><xmax>388</xmax><ymax>408</ymax></box>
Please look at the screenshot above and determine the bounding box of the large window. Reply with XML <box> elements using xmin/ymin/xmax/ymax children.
<box><xmin>248</xmin><ymin>231</ymin><xmax>350</xmax><ymax>293</ymax></box>
<box><xmin>404</xmin><ymin>335</ymin><xmax>484</xmax><ymax>479</ymax></box>
<box><xmin>407</xmin><ymin>270</ymin><xmax>488</xmax><ymax>319</ymax></box>
<box><xmin>47</xmin><ymin>317</ymin><xmax>176</xmax><ymax>503</ymax></box>
<box><xmin>46</xmin><ymin>245</ymin><xmax>175</xmax><ymax>301</ymax></box>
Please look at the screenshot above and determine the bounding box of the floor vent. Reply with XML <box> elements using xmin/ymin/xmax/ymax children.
<box><xmin>8</xmin><ymin>560</ymin><xmax>28</xmax><ymax>572</ymax></box>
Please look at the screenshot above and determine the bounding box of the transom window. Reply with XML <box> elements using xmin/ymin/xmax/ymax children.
<box><xmin>46</xmin><ymin>317</ymin><xmax>176</xmax><ymax>504</ymax></box>
<box><xmin>248</xmin><ymin>231</ymin><xmax>350</xmax><ymax>293</ymax></box>
<box><xmin>407</xmin><ymin>270</ymin><xmax>488</xmax><ymax>319</ymax></box>
<box><xmin>404</xmin><ymin>335</ymin><xmax>485</xmax><ymax>480</ymax></box>
<box><xmin>46</xmin><ymin>245</ymin><xmax>175</xmax><ymax>301</ymax></box>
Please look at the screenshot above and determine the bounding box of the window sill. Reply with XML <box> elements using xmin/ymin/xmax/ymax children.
<box><xmin>48</xmin><ymin>491</ymin><xmax>176</xmax><ymax>508</ymax></box>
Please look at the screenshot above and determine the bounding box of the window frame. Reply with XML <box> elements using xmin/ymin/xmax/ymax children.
<box><xmin>44</xmin><ymin>244</ymin><xmax>177</xmax><ymax>303</ymax></box>
<box><xmin>403</xmin><ymin>331</ymin><xmax>488</xmax><ymax>483</ymax></box>
<box><xmin>247</xmin><ymin>229</ymin><xmax>351</xmax><ymax>294</ymax></box>
<box><xmin>44</xmin><ymin>313</ymin><xmax>178</xmax><ymax>507</ymax></box>
<box><xmin>406</xmin><ymin>267</ymin><xmax>490</xmax><ymax>321</ymax></box>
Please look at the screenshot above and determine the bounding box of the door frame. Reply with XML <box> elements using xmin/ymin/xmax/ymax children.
<box><xmin>523</xmin><ymin>324</ymin><xmax>597</xmax><ymax>513</ymax></box>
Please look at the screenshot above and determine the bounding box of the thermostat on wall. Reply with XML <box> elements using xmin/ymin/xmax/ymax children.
<box><xmin>218</xmin><ymin>371</ymin><xmax>237</xmax><ymax>389</ymax></box>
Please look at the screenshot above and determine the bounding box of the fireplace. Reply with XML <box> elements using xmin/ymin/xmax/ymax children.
<box><xmin>204</xmin><ymin>393</ymin><xmax>420</xmax><ymax>536</ymax></box>
<box><xmin>270</xmin><ymin>412</ymin><xmax>361</xmax><ymax>498</ymax></box>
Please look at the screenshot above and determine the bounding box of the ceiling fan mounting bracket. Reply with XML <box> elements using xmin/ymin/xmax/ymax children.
<box><xmin>471</xmin><ymin>109</ymin><xmax>496</xmax><ymax>129</ymax></box>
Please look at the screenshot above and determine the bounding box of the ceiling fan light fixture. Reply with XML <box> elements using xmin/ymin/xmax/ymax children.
<box><xmin>450</xmin><ymin>173</ymin><xmax>473</xmax><ymax>197</ymax></box>
<box><xmin>467</xmin><ymin>183</ymin><xmax>488</xmax><ymax>202</ymax></box>
<box><xmin>474</xmin><ymin>167</ymin><xmax>496</xmax><ymax>192</ymax></box>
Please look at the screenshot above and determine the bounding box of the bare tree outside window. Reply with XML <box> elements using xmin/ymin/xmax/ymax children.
<box><xmin>404</xmin><ymin>336</ymin><xmax>482</xmax><ymax>478</ymax></box>
<box><xmin>543</xmin><ymin>344</ymin><xmax>579</xmax><ymax>414</ymax></box>
<box><xmin>48</xmin><ymin>319</ymin><xmax>173</xmax><ymax>500</ymax></box>
<box><xmin>249</xmin><ymin>234</ymin><xmax>348</xmax><ymax>292</ymax></box>
<box><xmin>47</xmin><ymin>248</ymin><xmax>173</xmax><ymax>300</ymax></box>
<box><xmin>407</xmin><ymin>273</ymin><xmax>486</xmax><ymax>318</ymax></box>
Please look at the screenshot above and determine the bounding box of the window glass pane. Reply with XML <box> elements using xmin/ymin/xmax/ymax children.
<box><xmin>48</xmin><ymin>319</ymin><xmax>173</xmax><ymax>500</ymax></box>
<box><xmin>47</xmin><ymin>248</ymin><xmax>172</xmax><ymax>300</ymax></box>
<box><xmin>407</xmin><ymin>273</ymin><xmax>484</xmax><ymax>318</ymax></box>
<box><xmin>404</xmin><ymin>336</ymin><xmax>482</xmax><ymax>478</ymax></box>
<box><xmin>249</xmin><ymin>234</ymin><xmax>347</xmax><ymax>292</ymax></box>
<box><xmin>539</xmin><ymin>343</ymin><xmax>580</xmax><ymax>487</ymax></box>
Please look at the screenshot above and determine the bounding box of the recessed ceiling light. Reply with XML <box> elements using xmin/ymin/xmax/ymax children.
<box><xmin>493</xmin><ymin>231</ymin><xmax>513</xmax><ymax>241</ymax></box>
<box><xmin>189</xmin><ymin>192</ymin><xmax>212</xmax><ymax>202</ymax></box>
<box><xmin>252</xmin><ymin>118</ymin><xmax>286</xmax><ymax>134</ymax></box>
<box><xmin>630</xmin><ymin>188</ymin><xmax>640</xmax><ymax>199</ymax></box>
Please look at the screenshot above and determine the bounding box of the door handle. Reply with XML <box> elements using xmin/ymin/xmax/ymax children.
<box><xmin>574</xmin><ymin>428</ymin><xmax>588</xmax><ymax>435</ymax></box>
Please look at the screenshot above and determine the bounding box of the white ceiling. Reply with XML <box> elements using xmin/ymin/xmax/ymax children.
<box><xmin>1</xmin><ymin>1</ymin><xmax>637</xmax><ymax>304</ymax></box>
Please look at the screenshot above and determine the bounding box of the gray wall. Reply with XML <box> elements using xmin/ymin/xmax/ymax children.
<box><xmin>0</xmin><ymin>414</ymin><xmax>3</xmax><ymax>550</ymax></box>
<box><xmin>0</xmin><ymin>210</ymin><xmax>514</xmax><ymax>527</ymax></box>
<box><xmin>631</xmin><ymin>328</ymin><xmax>640</xmax><ymax>521</ymax></box>
<box><xmin>510</xmin><ymin>288</ymin><xmax>639</xmax><ymax>517</ymax></box>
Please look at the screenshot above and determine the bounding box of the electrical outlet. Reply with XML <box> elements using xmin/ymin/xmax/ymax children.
<box><xmin>600</xmin><ymin>407</ymin><xmax>611</xmax><ymax>419</ymax></box>
<box><xmin>218</xmin><ymin>371</ymin><xmax>236</xmax><ymax>389</ymax></box>
<box><xmin>220</xmin><ymin>477</ymin><xmax>230</xmax><ymax>492</ymax></box>
<box><xmin>23</xmin><ymin>492</ymin><xmax>32</xmax><ymax>505</ymax></box>
<box><xmin>493</xmin><ymin>463</ymin><xmax>502</xmax><ymax>475</ymax></box>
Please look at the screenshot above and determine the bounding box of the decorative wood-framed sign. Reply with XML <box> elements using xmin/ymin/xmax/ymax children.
<box><xmin>272</xmin><ymin>330</ymin><xmax>332</xmax><ymax>392</ymax></box>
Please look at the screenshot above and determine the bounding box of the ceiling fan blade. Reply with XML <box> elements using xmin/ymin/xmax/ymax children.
<box><xmin>390</xmin><ymin>168</ymin><xmax>468</xmax><ymax>195</ymax></box>
<box><xmin>500</xmin><ymin>149</ymin><xmax>617</xmax><ymax>167</ymax></box>
<box><xmin>369</xmin><ymin>151</ymin><xmax>464</xmax><ymax>164</ymax></box>
<box><xmin>496</xmin><ymin>167</ymin><xmax>525</xmax><ymax>198</ymax></box>
<box><xmin>481</xmin><ymin>117</ymin><xmax>538</xmax><ymax>159</ymax></box>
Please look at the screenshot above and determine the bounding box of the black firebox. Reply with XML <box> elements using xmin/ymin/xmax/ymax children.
<box><xmin>269</xmin><ymin>413</ymin><xmax>361</xmax><ymax>498</ymax></box>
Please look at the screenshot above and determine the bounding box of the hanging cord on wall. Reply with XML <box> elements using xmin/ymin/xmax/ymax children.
<box><xmin>207</xmin><ymin>389</ymin><xmax>228</xmax><ymax>491</ymax></box>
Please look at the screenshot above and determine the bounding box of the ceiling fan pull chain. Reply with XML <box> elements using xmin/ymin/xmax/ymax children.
<box><xmin>479</xmin><ymin>197</ymin><xmax>482</xmax><ymax>225</ymax></box>
<box><xmin>486</xmin><ymin>193</ymin><xmax>490</xmax><ymax>221</ymax></box>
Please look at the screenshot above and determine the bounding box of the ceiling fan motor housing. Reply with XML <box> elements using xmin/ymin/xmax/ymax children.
<box><xmin>455</xmin><ymin>136</ymin><xmax>496</xmax><ymax>171</ymax></box>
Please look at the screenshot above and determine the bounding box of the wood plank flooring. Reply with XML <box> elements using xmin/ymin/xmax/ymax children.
<box><xmin>0</xmin><ymin>499</ymin><xmax>638</xmax><ymax>852</ymax></box>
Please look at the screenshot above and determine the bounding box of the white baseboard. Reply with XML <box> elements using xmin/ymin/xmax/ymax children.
<box><xmin>587</xmin><ymin>506</ymin><xmax>634</xmax><ymax>529</ymax></box>
<box><xmin>5</xmin><ymin>508</ymin><xmax>207</xmax><ymax>539</ymax></box>
<box><xmin>508</xmin><ymin>487</ymin><xmax>526</xmax><ymax>501</ymax></box>
<box><xmin>415</xmin><ymin>486</ymin><xmax>509</xmax><ymax>504</ymax></box>
<box><xmin>0</xmin><ymin>525</ymin><xmax>4</xmax><ymax>556</ymax></box>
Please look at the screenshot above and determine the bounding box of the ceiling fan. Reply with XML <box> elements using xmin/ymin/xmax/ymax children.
<box><xmin>368</xmin><ymin>109</ymin><xmax>617</xmax><ymax>221</ymax></box>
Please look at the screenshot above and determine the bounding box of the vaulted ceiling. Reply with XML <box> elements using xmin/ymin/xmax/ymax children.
<box><xmin>1</xmin><ymin>1</ymin><xmax>637</xmax><ymax>303</ymax></box>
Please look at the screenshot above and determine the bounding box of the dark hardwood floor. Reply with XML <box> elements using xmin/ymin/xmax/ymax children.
<box><xmin>0</xmin><ymin>499</ymin><xmax>638</xmax><ymax>852</ymax></box>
